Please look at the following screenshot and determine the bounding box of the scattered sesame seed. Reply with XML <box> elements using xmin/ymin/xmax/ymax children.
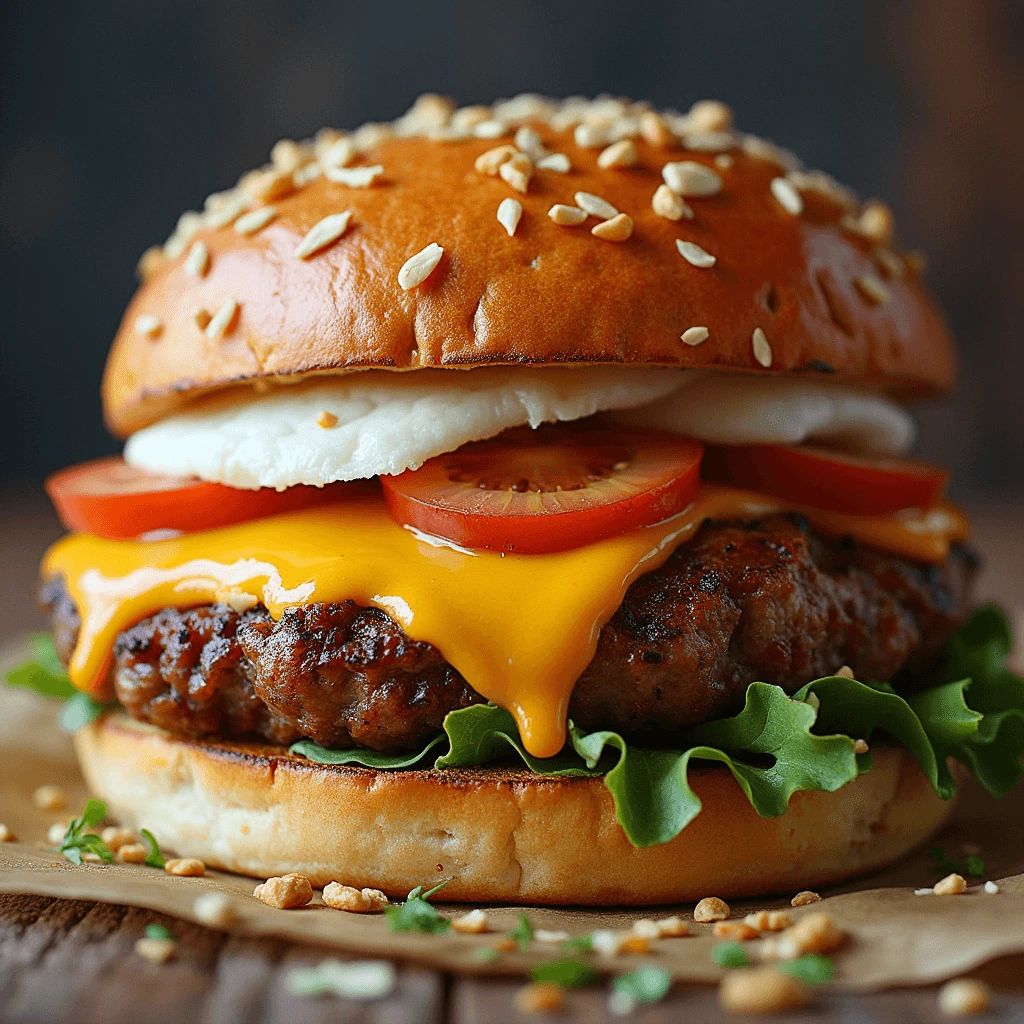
<box><xmin>293</xmin><ymin>162</ymin><xmax>322</xmax><ymax>185</ymax></box>
<box><xmin>574</xmin><ymin>123</ymin><xmax>608</xmax><ymax>149</ymax></box>
<box><xmin>398</xmin><ymin>242</ymin><xmax>444</xmax><ymax>290</ymax></box>
<box><xmin>137</xmin><ymin>245</ymin><xmax>167</xmax><ymax>281</ymax></box>
<box><xmin>662</xmin><ymin>160</ymin><xmax>722</xmax><ymax>197</ymax></box>
<box><xmin>184</xmin><ymin>240</ymin><xmax>210</xmax><ymax>277</ymax></box>
<box><xmin>134</xmin><ymin>314</ymin><xmax>163</xmax><ymax>338</ymax></box>
<box><xmin>854</xmin><ymin>275</ymin><xmax>890</xmax><ymax>305</ymax></box>
<box><xmin>204</xmin><ymin>191</ymin><xmax>251</xmax><ymax>230</ymax></box>
<box><xmin>597</xmin><ymin>139</ymin><xmax>638</xmax><ymax>169</ymax></box>
<box><xmin>474</xmin><ymin>145</ymin><xmax>517</xmax><ymax>176</ymax></box>
<box><xmin>536</xmin><ymin>151</ymin><xmax>571</xmax><ymax>173</ymax></box>
<box><xmin>681</xmin><ymin>326</ymin><xmax>709</xmax><ymax>346</ymax></box>
<box><xmin>688</xmin><ymin>99</ymin><xmax>734</xmax><ymax>133</ymax></box>
<box><xmin>791</xmin><ymin>891</ymin><xmax>822</xmax><ymax>907</ymax></box>
<box><xmin>193</xmin><ymin>309</ymin><xmax>212</xmax><ymax>330</ymax></box>
<box><xmin>591</xmin><ymin>212</ymin><xmax>633</xmax><ymax>241</ymax></box>
<box><xmin>499</xmin><ymin>152</ymin><xmax>533</xmax><ymax>193</ymax></box>
<box><xmin>318</xmin><ymin>136</ymin><xmax>356</xmax><ymax>169</ymax></box>
<box><xmin>294</xmin><ymin>211</ymin><xmax>353</xmax><ymax>258</ymax></box>
<box><xmin>874</xmin><ymin>246</ymin><xmax>905</xmax><ymax>279</ymax></box>
<box><xmin>574</xmin><ymin>191</ymin><xmax>618</xmax><ymax>219</ymax></box>
<box><xmin>933</xmin><ymin>872</ymin><xmax>967</xmax><ymax>896</ymax></box>
<box><xmin>682</xmin><ymin>130</ymin><xmax>736</xmax><ymax>153</ymax></box>
<box><xmin>205</xmin><ymin>298</ymin><xmax>238</xmax><ymax>340</ymax></box>
<box><xmin>858</xmin><ymin>200</ymin><xmax>895</xmax><ymax>245</ymax></box>
<box><xmin>0</xmin><ymin>824</ymin><xmax>14</xmax><ymax>842</ymax></box>
<box><xmin>317</xmin><ymin>411</ymin><xmax>339</xmax><ymax>429</ymax></box>
<box><xmin>676</xmin><ymin>239</ymin><xmax>716</xmax><ymax>268</ymax></box>
<box><xmin>639</xmin><ymin>110</ymin><xmax>675</xmax><ymax>147</ymax></box>
<box><xmin>770</xmin><ymin>176</ymin><xmax>804</xmax><ymax>216</ymax></box>
<box><xmin>752</xmin><ymin>327</ymin><xmax>773</xmax><ymax>367</ymax></box>
<box><xmin>451</xmin><ymin>105</ymin><xmax>492</xmax><ymax>131</ymax></box>
<box><xmin>984</xmin><ymin>881</ymin><xmax>1000</xmax><ymax>894</ymax></box>
<box><xmin>234</xmin><ymin>206</ymin><xmax>278</xmax><ymax>235</ymax></box>
<box><xmin>938</xmin><ymin>979</ymin><xmax>990</xmax><ymax>1017</ymax></box>
<box><xmin>325</xmin><ymin>164</ymin><xmax>383</xmax><ymax>187</ymax></box>
<box><xmin>514</xmin><ymin>126</ymin><xmax>547</xmax><ymax>161</ymax></box>
<box><xmin>240</xmin><ymin>168</ymin><xmax>295</xmax><ymax>203</ymax></box>
<box><xmin>714</xmin><ymin>154</ymin><xmax>734</xmax><ymax>170</ymax></box>
<box><xmin>497</xmin><ymin>197</ymin><xmax>523</xmax><ymax>237</ymax></box>
<box><xmin>271</xmin><ymin>138</ymin><xmax>310</xmax><ymax>174</ymax></box>
<box><xmin>472</xmin><ymin>119</ymin><xmax>509</xmax><ymax>139</ymax></box>
<box><xmin>548</xmin><ymin>204</ymin><xmax>587</xmax><ymax>226</ymax></box>
<box><xmin>652</xmin><ymin>183</ymin><xmax>692</xmax><ymax>221</ymax></box>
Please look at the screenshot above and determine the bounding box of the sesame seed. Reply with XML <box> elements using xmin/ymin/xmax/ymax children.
<box><xmin>293</xmin><ymin>163</ymin><xmax>322</xmax><ymax>185</ymax></box>
<box><xmin>574</xmin><ymin>191</ymin><xmax>618</xmax><ymax>219</ymax></box>
<box><xmin>184</xmin><ymin>241</ymin><xmax>210</xmax><ymax>277</ymax></box>
<box><xmin>714</xmin><ymin>154</ymin><xmax>734</xmax><ymax>170</ymax></box>
<box><xmin>681</xmin><ymin>326</ymin><xmax>709</xmax><ymax>346</ymax></box>
<box><xmin>770</xmin><ymin>177</ymin><xmax>804</xmax><ymax>216</ymax></box>
<box><xmin>475</xmin><ymin>145</ymin><xmax>517</xmax><ymax>176</ymax></box>
<box><xmin>134</xmin><ymin>314</ymin><xmax>163</xmax><ymax>338</ymax></box>
<box><xmin>271</xmin><ymin>138</ymin><xmax>310</xmax><ymax>174</ymax></box>
<box><xmin>318</xmin><ymin>136</ymin><xmax>356</xmax><ymax>169</ymax></box>
<box><xmin>682</xmin><ymin>130</ymin><xmax>735</xmax><ymax>153</ymax></box>
<box><xmin>499</xmin><ymin>152</ymin><xmax>533</xmax><ymax>193</ymax></box>
<box><xmin>652</xmin><ymin>184</ymin><xmax>692</xmax><ymax>221</ymax></box>
<box><xmin>536</xmin><ymin>152</ymin><xmax>571</xmax><ymax>173</ymax></box>
<box><xmin>193</xmin><ymin>309</ymin><xmax>212</xmax><ymax>330</ymax></box>
<box><xmin>204</xmin><ymin>191</ymin><xmax>251</xmax><ymax>230</ymax></box>
<box><xmin>514</xmin><ymin>126</ymin><xmax>547</xmax><ymax>161</ymax></box>
<box><xmin>205</xmin><ymin>297</ymin><xmax>238</xmax><ymax>340</ymax></box>
<box><xmin>676</xmin><ymin>239</ymin><xmax>716</xmax><ymax>268</ymax></box>
<box><xmin>398</xmin><ymin>242</ymin><xmax>444</xmax><ymax>290</ymax></box>
<box><xmin>136</xmin><ymin>245</ymin><xmax>166</xmax><ymax>282</ymax></box>
<box><xmin>239</xmin><ymin>168</ymin><xmax>295</xmax><ymax>203</ymax></box>
<box><xmin>874</xmin><ymin>246</ymin><xmax>906</xmax><ymax>279</ymax></box>
<box><xmin>639</xmin><ymin>110</ymin><xmax>675</xmax><ymax>147</ymax></box>
<box><xmin>451</xmin><ymin>105</ymin><xmax>492</xmax><ymax>131</ymax></box>
<box><xmin>317</xmin><ymin>411</ymin><xmax>339</xmax><ymax>429</ymax></box>
<box><xmin>325</xmin><ymin>164</ymin><xmax>383</xmax><ymax>187</ymax></box>
<box><xmin>472</xmin><ymin>119</ymin><xmax>509</xmax><ymax>139</ymax></box>
<box><xmin>497</xmin><ymin>198</ymin><xmax>523</xmax><ymax>237</ymax></box>
<box><xmin>662</xmin><ymin>161</ymin><xmax>722</xmax><ymax>197</ymax></box>
<box><xmin>548</xmin><ymin>204</ymin><xmax>587</xmax><ymax>226</ymax></box>
<box><xmin>591</xmin><ymin>213</ymin><xmax>633</xmax><ymax>242</ymax></box>
<box><xmin>857</xmin><ymin>200</ymin><xmax>894</xmax><ymax>245</ymax></box>
<box><xmin>234</xmin><ymin>207</ymin><xmax>278</xmax><ymax>235</ymax></box>
<box><xmin>574</xmin><ymin>123</ymin><xmax>608</xmax><ymax>149</ymax></box>
<box><xmin>688</xmin><ymin>99</ymin><xmax>733</xmax><ymax>133</ymax></box>
<box><xmin>752</xmin><ymin>327</ymin><xmax>773</xmax><ymax>367</ymax></box>
<box><xmin>294</xmin><ymin>211</ymin><xmax>353</xmax><ymax>259</ymax></box>
<box><xmin>597</xmin><ymin>139</ymin><xmax>638</xmax><ymax>169</ymax></box>
<box><xmin>854</xmin><ymin>275</ymin><xmax>890</xmax><ymax>305</ymax></box>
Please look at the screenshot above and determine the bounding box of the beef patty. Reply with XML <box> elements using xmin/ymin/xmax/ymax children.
<box><xmin>42</xmin><ymin>514</ymin><xmax>977</xmax><ymax>752</ymax></box>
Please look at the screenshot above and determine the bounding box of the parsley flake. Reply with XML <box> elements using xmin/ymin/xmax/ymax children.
<box><xmin>141</xmin><ymin>828</ymin><xmax>164</xmax><ymax>868</ymax></box>
<box><xmin>145</xmin><ymin>923</ymin><xmax>172</xmax><ymax>941</ymax></box>
<box><xmin>530</xmin><ymin>958</ymin><xmax>599</xmax><ymax>989</ymax></box>
<box><xmin>509</xmin><ymin>912</ymin><xmax>534</xmax><ymax>952</ymax></box>
<box><xmin>384</xmin><ymin>881</ymin><xmax>450</xmax><ymax>934</ymax></box>
<box><xmin>612</xmin><ymin>965</ymin><xmax>672</xmax><ymax>1004</ymax></box>
<box><xmin>712</xmin><ymin>942</ymin><xmax>750</xmax><ymax>968</ymax></box>
<box><xmin>964</xmin><ymin>855</ymin><xmax>986</xmax><ymax>878</ymax></box>
<box><xmin>58</xmin><ymin>799</ymin><xmax>112</xmax><ymax>865</ymax></box>
<box><xmin>778</xmin><ymin>954</ymin><xmax>836</xmax><ymax>986</ymax></box>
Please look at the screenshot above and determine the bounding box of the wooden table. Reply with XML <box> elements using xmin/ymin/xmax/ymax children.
<box><xmin>2</xmin><ymin>490</ymin><xmax>1024</xmax><ymax>1022</ymax></box>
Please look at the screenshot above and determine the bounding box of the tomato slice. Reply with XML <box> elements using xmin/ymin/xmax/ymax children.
<box><xmin>381</xmin><ymin>425</ymin><xmax>704</xmax><ymax>554</ymax></box>
<box><xmin>703</xmin><ymin>444</ymin><xmax>948</xmax><ymax>515</ymax></box>
<box><xmin>46</xmin><ymin>457</ymin><xmax>354</xmax><ymax>539</ymax></box>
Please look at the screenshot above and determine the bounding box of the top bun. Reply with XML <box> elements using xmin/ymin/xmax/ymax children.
<box><xmin>103</xmin><ymin>94</ymin><xmax>955</xmax><ymax>437</ymax></box>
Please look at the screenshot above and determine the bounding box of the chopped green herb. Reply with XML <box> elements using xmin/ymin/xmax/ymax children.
<box><xmin>285</xmin><ymin>959</ymin><xmax>396</xmax><ymax>999</ymax></box>
<box><xmin>778</xmin><ymin>954</ymin><xmax>836</xmax><ymax>986</ymax></box>
<box><xmin>712</xmin><ymin>942</ymin><xmax>750</xmax><ymax>968</ymax></box>
<box><xmin>58</xmin><ymin>799</ymin><xmax>112</xmax><ymax>865</ymax></box>
<box><xmin>612</xmin><ymin>965</ymin><xmax>672</xmax><ymax>1004</ymax></box>
<box><xmin>59</xmin><ymin>690</ymin><xmax>107</xmax><ymax>732</ymax></box>
<box><xmin>509</xmin><ymin>912</ymin><xmax>534</xmax><ymax>952</ymax></box>
<box><xmin>929</xmin><ymin>846</ymin><xmax>961</xmax><ymax>875</ymax></box>
<box><xmin>530</xmin><ymin>958</ymin><xmax>599</xmax><ymax>989</ymax></box>
<box><xmin>145</xmin><ymin>923</ymin><xmax>172</xmax><ymax>941</ymax></box>
<box><xmin>560</xmin><ymin>934</ymin><xmax>594</xmax><ymax>955</ymax></box>
<box><xmin>964</xmin><ymin>856</ymin><xmax>986</xmax><ymax>878</ymax></box>
<box><xmin>383</xmin><ymin>881</ymin><xmax>450</xmax><ymax>934</ymax></box>
<box><xmin>141</xmin><ymin>829</ymin><xmax>164</xmax><ymax>868</ymax></box>
<box><xmin>473</xmin><ymin>947</ymin><xmax>500</xmax><ymax>964</ymax></box>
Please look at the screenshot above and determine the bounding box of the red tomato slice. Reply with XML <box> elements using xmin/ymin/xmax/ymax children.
<box><xmin>703</xmin><ymin>443</ymin><xmax>948</xmax><ymax>515</ymax></box>
<box><xmin>46</xmin><ymin>457</ymin><xmax>354</xmax><ymax>539</ymax></box>
<box><xmin>381</xmin><ymin>425</ymin><xmax>704</xmax><ymax>554</ymax></box>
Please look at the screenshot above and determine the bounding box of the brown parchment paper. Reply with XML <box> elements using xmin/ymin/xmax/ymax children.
<box><xmin>2</xmin><ymin>642</ymin><xmax>1023</xmax><ymax>992</ymax></box>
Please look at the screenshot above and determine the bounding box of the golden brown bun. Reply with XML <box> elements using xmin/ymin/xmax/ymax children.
<box><xmin>103</xmin><ymin>97</ymin><xmax>955</xmax><ymax>436</ymax></box>
<box><xmin>75</xmin><ymin>713</ymin><xmax>954</xmax><ymax>904</ymax></box>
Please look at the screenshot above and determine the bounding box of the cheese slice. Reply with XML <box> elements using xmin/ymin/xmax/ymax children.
<box><xmin>43</xmin><ymin>485</ymin><xmax>968</xmax><ymax>758</ymax></box>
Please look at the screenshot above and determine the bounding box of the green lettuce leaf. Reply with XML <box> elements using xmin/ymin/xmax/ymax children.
<box><xmin>289</xmin><ymin>605</ymin><xmax>1024</xmax><ymax>849</ymax></box>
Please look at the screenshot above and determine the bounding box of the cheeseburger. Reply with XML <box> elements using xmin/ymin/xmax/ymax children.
<box><xmin>25</xmin><ymin>93</ymin><xmax>1023</xmax><ymax>904</ymax></box>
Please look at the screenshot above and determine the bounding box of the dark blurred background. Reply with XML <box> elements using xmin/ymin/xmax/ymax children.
<box><xmin>1</xmin><ymin>0</ymin><xmax>1022</xmax><ymax>639</ymax></box>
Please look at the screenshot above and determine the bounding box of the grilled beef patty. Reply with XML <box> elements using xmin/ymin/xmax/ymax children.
<box><xmin>42</xmin><ymin>514</ymin><xmax>977</xmax><ymax>752</ymax></box>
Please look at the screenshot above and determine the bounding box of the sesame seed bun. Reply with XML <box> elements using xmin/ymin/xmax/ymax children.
<box><xmin>75</xmin><ymin>712</ymin><xmax>955</xmax><ymax>904</ymax></box>
<box><xmin>103</xmin><ymin>94</ymin><xmax>955</xmax><ymax>437</ymax></box>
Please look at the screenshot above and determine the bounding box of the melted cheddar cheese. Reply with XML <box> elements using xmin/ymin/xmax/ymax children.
<box><xmin>43</xmin><ymin>484</ymin><xmax>968</xmax><ymax>758</ymax></box>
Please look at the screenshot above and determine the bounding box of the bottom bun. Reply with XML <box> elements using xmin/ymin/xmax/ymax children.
<box><xmin>75</xmin><ymin>713</ymin><xmax>955</xmax><ymax>905</ymax></box>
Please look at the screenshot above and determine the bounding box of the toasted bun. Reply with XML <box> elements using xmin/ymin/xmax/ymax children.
<box><xmin>75</xmin><ymin>713</ymin><xmax>954</xmax><ymax>904</ymax></box>
<box><xmin>103</xmin><ymin>95</ymin><xmax>955</xmax><ymax>436</ymax></box>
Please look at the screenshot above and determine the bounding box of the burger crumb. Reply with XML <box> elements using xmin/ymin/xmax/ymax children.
<box><xmin>82</xmin><ymin>852</ymin><xmax>106</xmax><ymax>864</ymax></box>
<box><xmin>515</xmin><ymin>981</ymin><xmax>565</xmax><ymax>1013</ymax></box>
<box><xmin>714</xmin><ymin>921</ymin><xmax>759</xmax><ymax>941</ymax></box>
<box><xmin>115</xmin><ymin>843</ymin><xmax>148</xmax><ymax>865</ymax></box>
<box><xmin>32</xmin><ymin>784</ymin><xmax>67</xmax><ymax>812</ymax></box>
<box><xmin>852</xmin><ymin>738</ymin><xmax>870</xmax><ymax>755</ymax></box>
<box><xmin>254</xmin><ymin>873</ymin><xmax>314</xmax><ymax>909</ymax></box>
<box><xmin>451</xmin><ymin>909</ymin><xmax>490</xmax><ymax>934</ymax></box>
<box><xmin>761</xmin><ymin>912</ymin><xmax>846</xmax><ymax>959</ymax></box>
<box><xmin>744</xmin><ymin>910</ymin><xmax>792</xmax><ymax>933</ymax></box>
<box><xmin>47</xmin><ymin>821</ymin><xmax>71</xmax><ymax>845</ymax></box>
<box><xmin>934</xmin><ymin>873</ymin><xmax>967</xmax><ymax>896</ymax></box>
<box><xmin>719</xmin><ymin>967</ymin><xmax>810</xmax><ymax>1014</ymax></box>
<box><xmin>655</xmin><ymin>915</ymin><xmax>690</xmax><ymax>937</ymax></box>
<box><xmin>165</xmin><ymin>858</ymin><xmax>206</xmax><ymax>878</ymax></box>
<box><xmin>791</xmin><ymin>891</ymin><xmax>822</xmax><ymax>907</ymax></box>
<box><xmin>618</xmin><ymin>933</ymin><xmax>651</xmax><ymax>955</ymax></box>
<box><xmin>938</xmin><ymin>979</ymin><xmax>990</xmax><ymax>1016</ymax></box>
<box><xmin>694</xmin><ymin>897</ymin><xmax>730</xmax><ymax>923</ymax></box>
<box><xmin>836</xmin><ymin>665</ymin><xmax>855</xmax><ymax>678</ymax></box>
<box><xmin>0</xmin><ymin>824</ymin><xmax>14</xmax><ymax>842</ymax></box>
<box><xmin>492</xmin><ymin>936</ymin><xmax>518</xmax><ymax>953</ymax></box>
<box><xmin>629</xmin><ymin>919</ymin><xmax>660</xmax><ymax>940</ymax></box>
<box><xmin>323</xmin><ymin>882</ymin><xmax>388</xmax><ymax>913</ymax></box>
<box><xmin>135</xmin><ymin>936</ymin><xmax>177</xmax><ymax>965</ymax></box>
<box><xmin>316</xmin><ymin>411</ymin><xmax>339</xmax><ymax>429</ymax></box>
<box><xmin>101</xmin><ymin>827</ymin><xmax>137</xmax><ymax>852</ymax></box>
<box><xmin>194</xmin><ymin>891</ymin><xmax>240</xmax><ymax>928</ymax></box>
<box><xmin>984</xmin><ymin>881</ymin><xmax>1000</xmax><ymax>894</ymax></box>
